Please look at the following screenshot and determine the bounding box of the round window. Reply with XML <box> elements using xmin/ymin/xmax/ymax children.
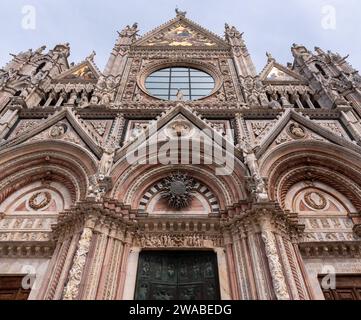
<box><xmin>145</xmin><ymin>67</ymin><xmax>215</xmax><ymax>101</ymax></box>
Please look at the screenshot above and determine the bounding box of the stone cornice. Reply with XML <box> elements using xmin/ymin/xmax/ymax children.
<box><xmin>15</xmin><ymin>104</ymin><xmax>346</xmax><ymax>123</ymax></box>
<box><xmin>0</xmin><ymin>241</ymin><xmax>55</xmax><ymax>258</ymax></box>
<box><xmin>299</xmin><ymin>241</ymin><xmax>361</xmax><ymax>259</ymax></box>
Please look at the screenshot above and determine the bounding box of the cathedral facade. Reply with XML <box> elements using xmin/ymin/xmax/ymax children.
<box><xmin>0</xmin><ymin>11</ymin><xmax>361</xmax><ymax>300</ymax></box>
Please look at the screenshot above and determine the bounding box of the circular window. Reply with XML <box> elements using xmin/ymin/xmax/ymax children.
<box><xmin>145</xmin><ymin>67</ymin><xmax>215</xmax><ymax>101</ymax></box>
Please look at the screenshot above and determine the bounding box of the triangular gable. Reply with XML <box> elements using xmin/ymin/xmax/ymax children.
<box><xmin>55</xmin><ymin>58</ymin><xmax>101</xmax><ymax>82</ymax></box>
<box><xmin>259</xmin><ymin>58</ymin><xmax>306</xmax><ymax>83</ymax></box>
<box><xmin>114</xmin><ymin>103</ymin><xmax>242</xmax><ymax>163</ymax></box>
<box><xmin>255</xmin><ymin>109</ymin><xmax>361</xmax><ymax>158</ymax></box>
<box><xmin>0</xmin><ymin>107</ymin><xmax>103</xmax><ymax>158</ymax></box>
<box><xmin>134</xmin><ymin>15</ymin><xmax>229</xmax><ymax>49</ymax></box>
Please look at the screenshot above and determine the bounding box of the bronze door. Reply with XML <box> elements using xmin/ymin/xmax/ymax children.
<box><xmin>134</xmin><ymin>251</ymin><xmax>220</xmax><ymax>300</ymax></box>
<box><xmin>320</xmin><ymin>275</ymin><xmax>361</xmax><ymax>300</ymax></box>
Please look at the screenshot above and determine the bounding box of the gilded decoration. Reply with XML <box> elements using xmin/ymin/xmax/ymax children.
<box><xmin>145</xmin><ymin>23</ymin><xmax>216</xmax><ymax>47</ymax></box>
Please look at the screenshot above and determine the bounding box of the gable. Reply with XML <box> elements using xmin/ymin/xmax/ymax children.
<box><xmin>255</xmin><ymin>110</ymin><xmax>360</xmax><ymax>158</ymax></box>
<box><xmin>115</xmin><ymin>104</ymin><xmax>242</xmax><ymax>165</ymax></box>
<box><xmin>28</xmin><ymin>119</ymin><xmax>89</xmax><ymax>148</ymax></box>
<box><xmin>134</xmin><ymin>16</ymin><xmax>229</xmax><ymax>48</ymax></box>
<box><xmin>0</xmin><ymin>109</ymin><xmax>103</xmax><ymax>158</ymax></box>
<box><xmin>55</xmin><ymin>60</ymin><xmax>100</xmax><ymax>82</ymax></box>
<box><xmin>266</xmin><ymin>66</ymin><xmax>299</xmax><ymax>81</ymax></box>
<box><xmin>270</xmin><ymin>120</ymin><xmax>326</xmax><ymax>149</ymax></box>
<box><xmin>259</xmin><ymin>59</ymin><xmax>306</xmax><ymax>83</ymax></box>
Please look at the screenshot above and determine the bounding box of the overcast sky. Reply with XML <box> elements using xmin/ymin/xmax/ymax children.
<box><xmin>1</xmin><ymin>0</ymin><xmax>360</xmax><ymax>73</ymax></box>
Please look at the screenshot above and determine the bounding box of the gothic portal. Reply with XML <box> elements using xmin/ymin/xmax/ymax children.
<box><xmin>0</xmin><ymin>10</ymin><xmax>361</xmax><ymax>300</ymax></box>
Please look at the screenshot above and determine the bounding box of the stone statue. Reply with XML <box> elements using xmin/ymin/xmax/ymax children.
<box><xmin>175</xmin><ymin>8</ymin><xmax>187</xmax><ymax>17</ymax></box>
<box><xmin>289</xmin><ymin>123</ymin><xmax>306</xmax><ymax>138</ymax></box>
<box><xmin>118</xmin><ymin>23</ymin><xmax>138</xmax><ymax>45</ymax></box>
<box><xmin>176</xmin><ymin>89</ymin><xmax>184</xmax><ymax>101</ymax></box>
<box><xmin>87</xmin><ymin>50</ymin><xmax>96</xmax><ymax>61</ymax></box>
<box><xmin>99</xmin><ymin>148</ymin><xmax>115</xmax><ymax>177</ymax></box>
<box><xmin>291</xmin><ymin>43</ymin><xmax>312</xmax><ymax>61</ymax></box>
<box><xmin>35</xmin><ymin>45</ymin><xmax>47</xmax><ymax>55</ymax></box>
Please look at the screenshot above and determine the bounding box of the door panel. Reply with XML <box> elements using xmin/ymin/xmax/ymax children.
<box><xmin>134</xmin><ymin>251</ymin><xmax>220</xmax><ymax>300</ymax></box>
<box><xmin>319</xmin><ymin>275</ymin><xmax>361</xmax><ymax>300</ymax></box>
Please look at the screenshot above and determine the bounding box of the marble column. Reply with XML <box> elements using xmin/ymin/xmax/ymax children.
<box><xmin>121</xmin><ymin>247</ymin><xmax>141</xmax><ymax>300</ymax></box>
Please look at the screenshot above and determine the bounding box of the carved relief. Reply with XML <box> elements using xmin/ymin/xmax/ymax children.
<box><xmin>288</xmin><ymin>123</ymin><xmax>306</xmax><ymax>139</ymax></box>
<box><xmin>89</xmin><ymin>120</ymin><xmax>107</xmax><ymax>136</ymax></box>
<box><xmin>261</xmin><ymin>230</ymin><xmax>290</xmax><ymax>300</ymax></box>
<box><xmin>49</xmin><ymin>123</ymin><xmax>68</xmax><ymax>139</ymax></box>
<box><xmin>136</xmin><ymin>233</ymin><xmax>222</xmax><ymax>248</ymax></box>
<box><xmin>161</xmin><ymin>172</ymin><xmax>195</xmax><ymax>209</ymax></box>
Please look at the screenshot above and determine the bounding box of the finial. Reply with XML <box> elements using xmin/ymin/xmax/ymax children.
<box><xmin>266</xmin><ymin>52</ymin><xmax>274</xmax><ymax>61</ymax></box>
<box><xmin>175</xmin><ymin>7</ymin><xmax>187</xmax><ymax>17</ymax></box>
<box><xmin>87</xmin><ymin>50</ymin><xmax>96</xmax><ymax>61</ymax></box>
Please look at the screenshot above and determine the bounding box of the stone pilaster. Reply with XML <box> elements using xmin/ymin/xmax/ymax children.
<box><xmin>224</xmin><ymin>203</ymin><xmax>311</xmax><ymax>300</ymax></box>
<box><xmin>63</xmin><ymin>227</ymin><xmax>93</xmax><ymax>300</ymax></box>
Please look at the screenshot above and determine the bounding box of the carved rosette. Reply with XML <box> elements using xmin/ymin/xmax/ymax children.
<box><xmin>161</xmin><ymin>172</ymin><xmax>195</xmax><ymax>209</ymax></box>
<box><xmin>63</xmin><ymin>228</ymin><xmax>93</xmax><ymax>300</ymax></box>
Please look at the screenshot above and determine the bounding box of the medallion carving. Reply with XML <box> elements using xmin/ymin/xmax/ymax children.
<box><xmin>304</xmin><ymin>191</ymin><xmax>327</xmax><ymax>210</ymax></box>
<box><xmin>28</xmin><ymin>191</ymin><xmax>52</xmax><ymax>211</ymax></box>
<box><xmin>49</xmin><ymin>123</ymin><xmax>68</xmax><ymax>139</ymax></box>
<box><xmin>288</xmin><ymin>123</ymin><xmax>306</xmax><ymax>139</ymax></box>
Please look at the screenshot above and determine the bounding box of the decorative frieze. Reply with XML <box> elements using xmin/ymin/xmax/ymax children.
<box><xmin>135</xmin><ymin>233</ymin><xmax>223</xmax><ymax>248</ymax></box>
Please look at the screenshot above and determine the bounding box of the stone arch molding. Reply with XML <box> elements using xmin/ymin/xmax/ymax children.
<box><xmin>259</xmin><ymin>141</ymin><xmax>361</xmax><ymax>212</ymax></box>
<box><xmin>0</xmin><ymin>141</ymin><xmax>98</xmax><ymax>204</ymax></box>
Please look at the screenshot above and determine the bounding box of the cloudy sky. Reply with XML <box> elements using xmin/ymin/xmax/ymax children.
<box><xmin>1</xmin><ymin>0</ymin><xmax>360</xmax><ymax>73</ymax></box>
